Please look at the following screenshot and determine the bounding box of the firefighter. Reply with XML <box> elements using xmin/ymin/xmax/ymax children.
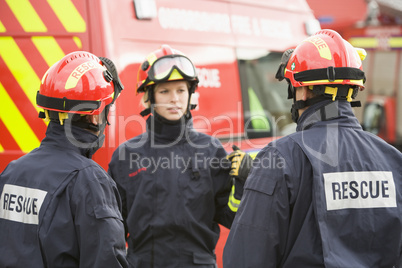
<box><xmin>223</xmin><ymin>29</ymin><xmax>402</xmax><ymax>267</ymax></box>
<box><xmin>0</xmin><ymin>51</ymin><xmax>128</xmax><ymax>267</ymax></box>
<box><xmin>108</xmin><ymin>44</ymin><xmax>251</xmax><ymax>268</ymax></box>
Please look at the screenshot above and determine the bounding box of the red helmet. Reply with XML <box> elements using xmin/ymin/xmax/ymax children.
<box><xmin>37</xmin><ymin>51</ymin><xmax>116</xmax><ymax>115</ymax></box>
<box><xmin>284</xmin><ymin>29</ymin><xmax>366</xmax><ymax>90</ymax></box>
<box><xmin>136</xmin><ymin>44</ymin><xmax>198</xmax><ymax>94</ymax></box>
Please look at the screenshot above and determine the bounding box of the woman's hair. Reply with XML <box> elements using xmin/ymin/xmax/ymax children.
<box><xmin>141</xmin><ymin>89</ymin><xmax>150</xmax><ymax>109</ymax></box>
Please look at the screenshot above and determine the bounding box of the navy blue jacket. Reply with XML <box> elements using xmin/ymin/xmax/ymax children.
<box><xmin>0</xmin><ymin>122</ymin><xmax>128</xmax><ymax>268</ymax></box>
<box><xmin>223</xmin><ymin>100</ymin><xmax>402</xmax><ymax>268</ymax></box>
<box><xmin>108</xmin><ymin>115</ymin><xmax>240</xmax><ymax>267</ymax></box>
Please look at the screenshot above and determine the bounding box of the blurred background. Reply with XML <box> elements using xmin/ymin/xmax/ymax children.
<box><xmin>307</xmin><ymin>0</ymin><xmax>402</xmax><ymax>152</ymax></box>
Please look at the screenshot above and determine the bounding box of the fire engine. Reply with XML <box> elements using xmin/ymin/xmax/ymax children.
<box><xmin>0</xmin><ymin>0</ymin><xmax>319</xmax><ymax>265</ymax></box>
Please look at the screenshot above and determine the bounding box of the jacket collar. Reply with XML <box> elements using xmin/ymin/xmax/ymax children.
<box><xmin>146</xmin><ymin>112</ymin><xmax>194</xmax><ymax>144</ymax></box>
<box><xmin>41</xmin><ymin>121</ymin><xmax>102</xmax><ymax>158</ymax></box>
<box><xmin>296</xmin><ymin>100</ymin><xmax>362</xmax><ymax>132</ymax></box>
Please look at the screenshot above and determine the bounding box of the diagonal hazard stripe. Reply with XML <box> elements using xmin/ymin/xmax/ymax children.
<box><xmin>47</xmin><ymin>0</ymin><xmax>86</xmax><ymax>33</ymax></box>
<box><xmin>0</xmin><ymin>143</ymin><xmax>3</xmax><ymax>153</ymax></box>
<box><xmin>0</xmin><ymin>20</ymin><xmax>5</xmax><ymax>32</ymax></box>
<box><xmin>0</xmin><ymin>37</ymin><xmax>41</xmax><ymax>109</ymax></box>
<box><xmin>0</xmin><ymin>118</ymin><xmax>21</xmax><ymax>152</ymax></box>
<box><xmin>6</xmin><ymin>0</ymin><xmax>47</xmax><ymax>32</ymax></box>
<box><xmin>73</xmin><ymin>36</ymin><xmax>83</xmax><ymax>49</ymax></box>
<box><xmin>32</xmin><ymin>36</ymin><xmax>66</xmax><ymax>67</ymax></box>
<box><xmin>0</xmin><ymin>82</ymin><xmax>40</xmax><ymax>152</ymax></box>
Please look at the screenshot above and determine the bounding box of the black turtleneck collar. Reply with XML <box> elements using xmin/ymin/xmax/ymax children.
<box><xmin>146</xmin><ymin>112</ymin><xmax>194</xmax><ymax>144</ymax></box>
<box><xmin>41</xmin><ymin>121</ymin><xmax>104</xmax><ymax>159</ymax></box>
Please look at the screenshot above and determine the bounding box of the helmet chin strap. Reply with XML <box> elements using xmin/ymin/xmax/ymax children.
<box><xmin>291</xmin><ymin>96</ymin><xmax>328</xmax><ymax>123</ymax></box>
<box><xmin>289</xmin><ymin>84</ymin><xmax>362</xmax><ymax>123</ymax></box>
<box><xmin>185</xmin><ymin>83</ymin><xmax>197</xmax><ymax>119</ymax></box>
<box><xmin>44</xmin><ymin>109</ymin><xmax>108</xmax><ymax>157</ymax></box>
<box><xmin>66</xmin><ymin>104</ymin><xmax>109</xmax><ymax>133</ymax></box>
<box><xmin>71</xmin><ymin>110</ymin><xmax>108</xmax><ymax>157</ymax></box>
<box><xmin>289</xmin><ymin>84</ymin><xmax>329</xmax><ymax>123</ymax></box>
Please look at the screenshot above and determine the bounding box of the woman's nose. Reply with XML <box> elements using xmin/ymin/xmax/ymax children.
<box><xmin>171</xmin><ymin>91</ymin><xmax>179</xmax><ymax>102</ymax></box>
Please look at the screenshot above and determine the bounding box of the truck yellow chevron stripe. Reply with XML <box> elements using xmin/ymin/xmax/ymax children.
<box><xmin>0</xmin><ymin>20</ymin><xmax>5</xmax><ymax>32</ymax></box>
<box><xmin>6</xmin><ymin>0</ymin><xmax>47</xmax><ymax>32</ymax></box>
<box><xmin>73</xmin><ymin>36</ymin><xmax>83</xmax><ymax>49</ymax></box>
<box><xmin>0</xmin><ymin>83</ymin><xmax>40</xmax><ymax>152</ymax></box>
<box><xmin>0</xmin><ymin>0</ymin><xmax>86</xmax><ymax>157</ymax></box>
<box><xmin>32</xmin><ymin>36</ymin><xmax>66</xmax><ymax>66</ymax></box>
<box><xmin>47</xmin><ymin>0</ymin><xmax>86</xmax><ymax>32</ymax></box>
<box><xmin>0</xmin><ymin>37</ymin><xmax>41</xmax><ymax>109</ymax></box>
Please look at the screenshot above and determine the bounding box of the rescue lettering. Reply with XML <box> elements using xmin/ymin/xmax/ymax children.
<box><xmin>65</xmin><ymin>61</ymin><xmax>104</xmax><ymax>89</ymax></box>
<box><xmin>2</xmin><ymin>194</ymin><xmax>38</xmax><ymax>215</ymax></box>
<box><xmin>331</xmin><ymin>180</ymin><xmax>390</xmax><ymax>200</ymax></box>
<box><xmin>197</xmin><ymin>68</ymin><xmax>221</xmax><ymax>88</ymax></box>
<box><xmin>324</xmin><ymin>171</ymin><xmax>396</xmax><ymax>211</ymax></box>
<box><xmin>306</xmin><ymin>37</ymin><xmax>332</xmax><ymax>60</ymax></box>
<box><xmin>71</xmin><ymin>61</ymin><xmax>96</xmax><ymax>79</ymax></box>
<box><xmin>310</xmin><ymin>37</ymin><xmax>327</xmax><ymax>49</ymax></box>
<box><xmin>0</xmin><ymin>184</ymin><xmax>47</xmax><ymax>225</ymax></box>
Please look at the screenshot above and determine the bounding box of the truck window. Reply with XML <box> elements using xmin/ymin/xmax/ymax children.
<box><xmin>371</xmin><ymin>51</ymin><xmax>397</xmax><ymax>96</ymax></box>
<box><xmin>363</xmin><ymin>102</ymin><xmax>384</xmax><ymax>135</ymax></box>
<box><xmin>237</xmin><ymin>50</ymin><xmax>295</xmax><ymax>139</ymax></box>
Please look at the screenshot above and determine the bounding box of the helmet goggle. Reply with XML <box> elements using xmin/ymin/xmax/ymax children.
<box><xmin>150</xmin><ymin>54</ymin><xmax>196</xmax><ymax>81</ymax></box>
<box><xmin>139</xmin><ymin>55</ymin><xmax>197</xmax><ymax>92</ymax></box>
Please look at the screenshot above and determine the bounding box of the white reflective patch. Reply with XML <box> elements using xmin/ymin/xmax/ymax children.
<box><xmin>0</xmin><ymin>184</ymin><xmax>47</xmax><ymax>224</ymax></box>
<box><xmin>324</xmin><ymin>171</ymin><xmax>396</xmax><ymax>211</ymax></box>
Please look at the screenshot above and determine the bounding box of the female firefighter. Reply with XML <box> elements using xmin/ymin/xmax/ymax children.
<box><xmin>108</xmin><ymin>45</ymin><xmax>251</xmax><ymax>268</ymax></box>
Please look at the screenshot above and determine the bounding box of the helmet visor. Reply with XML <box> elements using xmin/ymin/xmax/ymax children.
<box><xmin>149</xmin><ymin>55</ymin><xmax>197</xmax><ymax>82</ymax></box>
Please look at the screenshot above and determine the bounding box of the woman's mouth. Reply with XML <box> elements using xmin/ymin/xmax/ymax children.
<box><xmin>167</xmin><ymin>106</ymin><xmax>181</xmax><ymax>113</ymax></box>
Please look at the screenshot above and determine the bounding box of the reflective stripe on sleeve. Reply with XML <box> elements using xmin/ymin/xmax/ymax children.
<box><xmin>228</xmin><ymin>185</ymin><xmax>241</xmax><ymax>212</ymax></box>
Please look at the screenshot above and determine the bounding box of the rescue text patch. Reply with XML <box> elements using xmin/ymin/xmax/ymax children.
<box><xmin>65</xmin><ymin>61</ymin><xmax>105</xmax><ymax>89</ymax></box>
<box><xmin>324</xmin><ymin>171</ymin><xmax>396</xmax><ymax>211</ymax></box>
<box><xmin>0</xmin><ymin>184</ymin><xmax>47</xmax><ymax>224</ymax></box>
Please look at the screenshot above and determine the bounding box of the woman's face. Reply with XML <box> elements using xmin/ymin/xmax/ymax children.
<box><xmin>153</xmin><ymin>80</ymin><xmax>189</xmax><ymax>121</ymax></box>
